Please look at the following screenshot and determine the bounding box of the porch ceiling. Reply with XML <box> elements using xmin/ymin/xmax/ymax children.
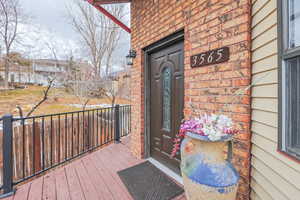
<box><xmin>94</xmin><ymin>0</ymin><xmax>131</xmax><ymax>4</ymax></box>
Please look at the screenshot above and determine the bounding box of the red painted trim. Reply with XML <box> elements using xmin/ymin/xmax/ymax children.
<box><xmin>277</xmin><ymin>149</ymin><xmax>300</xmax><ymax>164</ymax></box>
<box><xmin>87</xmin><ymin>0</ymin><xmax>131</xmax><ymax>34</ymax></box>
<box><xmin>93</xmin><ymin>0</ymin><xmax>130</xmax><ymax>4</ymax></box>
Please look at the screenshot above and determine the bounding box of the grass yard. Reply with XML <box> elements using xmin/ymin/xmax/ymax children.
<box><xmin>0</xmin><ymin>85</ymin><xmax>130</xmax><ymax>117</ymax></box>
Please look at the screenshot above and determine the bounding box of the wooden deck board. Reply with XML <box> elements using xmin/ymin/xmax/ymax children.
<box><xmin>27</xmin><ymin>177</ymin><xmax>44</xmax><ymax>200</ymax></box>
<box><xmin>64</xmin><ymin>163</ymin><xmax>85</xmax><ymax>200</ymax></box>
<box><xmin>90</xmin><ymin>149</ymin><xmax>131</xmax><ymax>200</ymax></box>
<box><xmin>95</xmin><ymin>146</ymin><xmax>132</xmax><ymax>199</ymax></box>
<box><xmin>42</xmin><ymin>173</ymin><xmax>57</xmax><ymax>200</ymax></box>
<box><xmin>3</xmin><ymin>137</ymin><xmax>186</xmax><ymax>200</ymax></box>
<box><xmin>81</xmin><ymin>156</ymin><xmax>114</xmax><ymax>200</ymax></box>
<box><xmin>13</xmin><ymin>182</ymin><xmax>31</xmax><ymax>200</ymax></box>
<box><xmin>73</xmin><ymin>160</ymin><xmax>101</xmax><ymax>200</ymax></box>
<box><xmin>54</xmin><ymin>168</ymin><xmax>71</xmax><ymax>200</ymax></box>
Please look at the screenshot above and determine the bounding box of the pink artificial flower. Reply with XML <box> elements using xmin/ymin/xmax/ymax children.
<box><xmin>170</xmin><ymin>114</ymin><xmax>239</xmax><ymax>158</ymax></box>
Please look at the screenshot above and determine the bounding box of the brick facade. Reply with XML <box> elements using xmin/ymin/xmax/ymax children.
<box><xmin>130</xmin><ymin>0</ymin><xmax>252</xmax><ymax>199</ymax></box>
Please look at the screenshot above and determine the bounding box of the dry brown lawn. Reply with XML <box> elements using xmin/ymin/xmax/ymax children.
<box><xmin>0</xmin><ymin>85</ymin><xmax>130</xmax><ymax>117</ymax></box>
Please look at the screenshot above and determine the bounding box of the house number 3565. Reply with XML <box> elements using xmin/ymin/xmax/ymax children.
<box><xmin>190</xmin><ymin>47</ymin><xmax>230</xmax><ymax>68</ymax></box>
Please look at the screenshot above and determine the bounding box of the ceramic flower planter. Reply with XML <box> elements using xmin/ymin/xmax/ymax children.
<box><xmin>181</xmin><ymin>132</ymin><xmax>239</xmax><ymax>200</ymax></box>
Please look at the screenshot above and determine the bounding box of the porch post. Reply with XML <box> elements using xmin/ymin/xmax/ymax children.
<box><xmin>114</xmin><ymin>105</ymin><xmax>120</xmax><ymax>143</ymax></box>
<box><xmin>0</xmin><ymin>114</ymin><xmax>16</xmax><ymax>198</ymax></box>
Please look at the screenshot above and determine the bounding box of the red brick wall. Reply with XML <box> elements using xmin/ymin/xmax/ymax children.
<box><xmin>130</xmin><ymin>0</ymin><xmax>252</xmax><ymax>199</ymax></box>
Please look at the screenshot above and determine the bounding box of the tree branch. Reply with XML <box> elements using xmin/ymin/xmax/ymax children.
<box><xmin>16</xmin><ymin>105</ymin><xmax>23</xmax><ymax>118</ymax></box>
<box><xmin>83</xmin><ymin>99</ymin><xmax>90</xmax><ymax>111</ymax></box>
<box><xmin>25</xmin><ymin>78</ymin><xmax>55</xmax><ymax>118</ymax></box>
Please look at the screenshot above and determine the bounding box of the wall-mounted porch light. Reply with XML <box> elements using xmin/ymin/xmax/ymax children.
<box><xmin>126</xmin><ymin>50</ymin><xmax>137</xmax><ymax>66</ymax></box>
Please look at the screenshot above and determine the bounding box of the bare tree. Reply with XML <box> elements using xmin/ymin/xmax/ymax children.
<box><xmin>67</xmin><ymin>0</ymin><xmax>125</xmax><ymax>76</ymax></box>
<box><xmin>16</xmin><ymin>78</ymin><xmax>55</xmax><ymax>118</ymax></box>
<box><xmin>45</xmin><ymin>41</ymin><xmax>59</xmax><ymax>65</ymax></box>
<box><xmin>99</xmin><ymin>67</ymin><xmax>129</xmax><ymax>106</ymax></box>
<box><xmin>25</xmin><ymin>78</ymin><xmax>55</xmax><ymax>117</ymax></box>
<box><xmin>67</xmin><ymin>67</ymin><xmax>95</xmax><ymax>110</ymax></box>
<box><xmin>70</xmin><ymin>79</ymin><xmax>93</xmax><ymax>110</ymax></box>
<box><xmin>104</xmin><ymin>6</ymin><xmax>124</xmax><ymax>76</ymax></box>
<box><xmin>44</xmin><ymin>37</ymin><xmax>75</xmax><ymax>89</ymax></box>
<box><xmin>0</xmin><ymin>0</ymin><xmax>24</xmax><ymax>88</ymax></box>
<box><xmin>99</xmin><ymin>77</ymin><xmax>119</xmax><ymax>106</ymax></box>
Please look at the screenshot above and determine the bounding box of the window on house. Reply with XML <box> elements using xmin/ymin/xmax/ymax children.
<box><xmin>280</xmin><ymin>0</ymin><xmax>300</xmax><ymax>159</ymax></box>
<box><xmin>289</xmin><ymin>0</ymin><xmax>300</xmax><ymax>48</ymax></box>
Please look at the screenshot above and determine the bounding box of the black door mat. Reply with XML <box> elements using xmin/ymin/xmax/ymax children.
<box><xmin>117</xmin><ymin>161</ymin><xmax>184</xmax><ymax>200</ymax></box>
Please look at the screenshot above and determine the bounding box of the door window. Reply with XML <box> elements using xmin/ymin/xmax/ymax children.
<box><xmin>162</xmin><ymin>67</ymin><xmax>171</xmax><ymax>131</ymax></box>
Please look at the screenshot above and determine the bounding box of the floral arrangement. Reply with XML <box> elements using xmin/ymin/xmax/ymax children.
<box><xmin>171</xmin><ymin>114</ymin><xmax>238</xmax><ymax>157</ymax></box>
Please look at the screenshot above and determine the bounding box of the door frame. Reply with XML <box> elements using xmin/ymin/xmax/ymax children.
<box><xmin>143</xmin><ymin>30</ymin><xmax>184</xmax><ymax>159</ymax></box>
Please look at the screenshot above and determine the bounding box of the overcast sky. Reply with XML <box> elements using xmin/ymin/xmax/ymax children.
<box><xmin>19</xmin><ymin>0</ymin><xmax>131</xmax><ymax>65</ymax></box>
<box><xmin>22</xmin><ymin>0</ymin><xmax>78</xmax><ymax>41</ymax></box>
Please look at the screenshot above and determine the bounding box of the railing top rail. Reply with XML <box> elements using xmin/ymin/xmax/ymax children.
<box><xmin>11</xmin><ymin>104</ymin><xmax>131</xmax><ymax>121</ymax></box>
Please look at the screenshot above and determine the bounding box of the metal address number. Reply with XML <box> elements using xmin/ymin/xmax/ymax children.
<box><xmin>191</xmin><ymin>47</ymin><xmax>230</xmax><ymax>68</ymax></box>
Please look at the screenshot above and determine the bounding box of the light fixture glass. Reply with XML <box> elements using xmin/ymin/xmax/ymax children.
<box><xmin>126</xmin><ymin>50</ymin><xmax>136</xmax><ymax>66</ymax></box>
<box><xmin>126</xmin><ymin>54</ymin><xmax>133</xmax><ymax>65</ymax></box>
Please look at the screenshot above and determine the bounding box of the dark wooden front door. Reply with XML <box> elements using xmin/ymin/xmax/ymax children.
<box><xmin>149</xmin><ymin>41</ymin><xmax>184</xmax><ymax>173</ymax></box>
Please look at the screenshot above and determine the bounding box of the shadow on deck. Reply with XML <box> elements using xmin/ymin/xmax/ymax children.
<box><xmin>4</xmin><ymin>136</ymin><xmax>186</xmax><ymax>200</ymax></box>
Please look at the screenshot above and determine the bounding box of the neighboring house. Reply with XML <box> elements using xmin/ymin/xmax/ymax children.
<box><xmin>33</xmin><ymin>59</ymin><xmax>93</xmax><ymax>86</ymax></box>
<box><xmin>0</xmin><ymin>58</ymin><xmax>92</xmax><ymax>87</ymax></box>
<box><xmin>32</xmin><ymin>59</ymin><xmax>74</xmax><ymax>86</ymax></box>
<box><xmin>93</xmin><ymin>0</ymin><xmax>300</xmax><ymax>200</ymax></box>
<box><xmin>0</xmin><ymin>61</ymin><xmax>33</xmax><ymax>85</ymax></box>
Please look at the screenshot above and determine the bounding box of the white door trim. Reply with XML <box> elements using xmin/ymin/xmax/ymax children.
<box><xmin>147</xmin><ymin>157</ymin><xmax>183</xmax><ymax>185</ymax></box>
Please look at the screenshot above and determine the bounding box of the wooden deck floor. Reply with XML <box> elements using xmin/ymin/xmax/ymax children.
<box><xmin>4</xmin><ymin>137</ymin><xmax>186</xmax><ymax>200</ymax></box>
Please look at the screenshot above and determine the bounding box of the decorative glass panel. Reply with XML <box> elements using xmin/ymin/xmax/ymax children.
<box><xmin>289</xmin><ymin>0</ymin><xmax>300</xmax><ymax>48</ymax></box>
<box><xmin>162</xmin><ymin>67</ymin><xmax>171</xmax><ymax>131</ymax></box>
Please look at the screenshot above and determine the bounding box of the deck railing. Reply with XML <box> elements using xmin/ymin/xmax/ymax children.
<box><xmin>0</xmin><ymin>105</ymin><xmax>131</xmax><ymax>197</ymax></box>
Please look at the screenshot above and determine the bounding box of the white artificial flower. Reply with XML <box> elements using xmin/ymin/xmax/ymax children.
<box><xmin>219</xmin><ymin>115</ymin><xmax>233</xmax><ymax>127</ymax></box>
<box><xmin>211</xmin><ymin>114</ymin><xmax>218</xmax><ymax>121</ymax></box>
<box><xmin>198</xmin><ymin>114</ymin><xmax>235</xmax><ymax>141</ymax></box>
